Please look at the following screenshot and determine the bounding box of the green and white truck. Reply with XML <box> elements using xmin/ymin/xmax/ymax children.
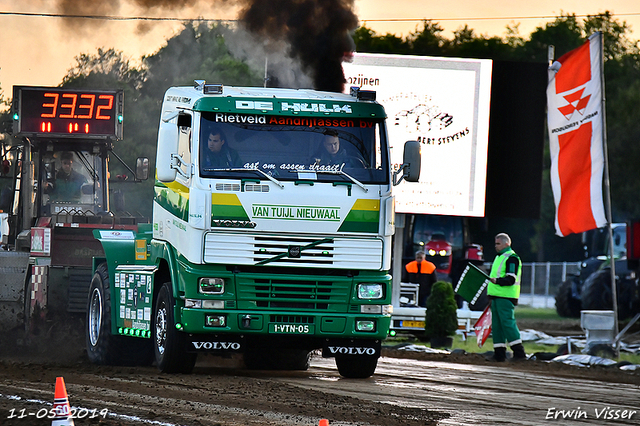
<box><xmin>86</xmin><ymin>82</ymin><xmax>420</xmax><ymax>378</ymax></box>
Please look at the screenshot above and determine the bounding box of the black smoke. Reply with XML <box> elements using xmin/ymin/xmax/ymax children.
<box><xmin>238</xmin><ymin>0</ymin><xmax>357</xmax><ymax>92</ymax></box>
<box><xmin>54</xmin><ymin>0</ymin><xmax>358</xmax><ymax>92</ymax></box>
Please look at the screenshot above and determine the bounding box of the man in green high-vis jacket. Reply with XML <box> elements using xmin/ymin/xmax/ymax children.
<box><xmin>488</xmin><ymin>233</ymin><xmax>526</xmax><ymax>361</ymax></box>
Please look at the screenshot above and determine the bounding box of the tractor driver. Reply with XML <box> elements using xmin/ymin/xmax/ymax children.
<box><xmin>46</xmin><ymin>151</ymin><xmax>87</xmax><ymax>200</ymax></box>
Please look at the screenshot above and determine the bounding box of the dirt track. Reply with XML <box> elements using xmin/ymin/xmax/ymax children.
<box><xmin>0</xmin><ymin>316</ymin><xmax>639</xmax><ymax>426</ymax></box>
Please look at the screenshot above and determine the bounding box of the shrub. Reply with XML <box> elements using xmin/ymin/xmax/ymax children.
<box><xmin>424</xmin><ymin>281</ymin><xmax>458</xmax><ymax>338</ymax></box>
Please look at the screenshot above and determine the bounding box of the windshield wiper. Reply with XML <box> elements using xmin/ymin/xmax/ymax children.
<box><xmin>296</xmin><ymin>169</ymin><xmax>368</xmax><ymax>193</ymax></box>
<box><xmin>203</xmin><ymin>167</ymin><xmax>284</xmax><ymax>188</ymax></box>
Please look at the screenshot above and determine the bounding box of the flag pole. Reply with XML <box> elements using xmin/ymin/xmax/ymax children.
<box><xmin>598</xmin><ymin>31</ymin><xmax>620</xmax><ymax>356</ymax></box>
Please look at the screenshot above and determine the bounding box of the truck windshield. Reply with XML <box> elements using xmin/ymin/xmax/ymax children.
<box><xmin>198</xmin><ymin>113</ymin><xmax>389</xmax><ymax>184</ymax></box>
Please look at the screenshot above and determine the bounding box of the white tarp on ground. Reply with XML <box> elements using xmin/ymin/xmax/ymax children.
<box><xmin>550</xmin><ymin>354</ymin><xmax>618</xmax><ymax>367</ymax></box>
<box><xmin>389</xmin><ymin>328</ymin><xmax>640</xmax><ymax>371</ymax></box>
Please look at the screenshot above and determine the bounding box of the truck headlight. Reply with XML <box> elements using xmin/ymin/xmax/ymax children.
<box><xmin>356</xmin><ymin>320</ymin><xmax>376</xmax><ymax>332</ymax></box>
<box><xmin>357</xmin><ymin>283</ymin><xmax>383</xmax><ymax>300</ymax></box>
<box><xmin>205</xmin><ymin>314</ymin><xmax>226</xmax><ymax>327</ymax></box>
<box><xmin>199</xmin><ymin>277</ymin><xmax>225</xmax><ymax>294</ymax></box>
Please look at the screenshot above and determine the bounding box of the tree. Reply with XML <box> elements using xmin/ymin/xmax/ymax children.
<box><xmin>352</xmin><ymin>26</ymin><xmax>409</xmax><ymax>54</ymax></box>
<box><xmin>583</xmin><ymin>11</ymin><xmax>639</xmax><ymax>60</ymax></box>
<box><xmin>517</xmin><ymin>13</ymin><xmax>583</xmax><ymax>62</ymax></box>
<box><xmin>0</xmin><ymin>85</ymin><xmax>9</xmax><ymax>113</ymax></box>
<box><xmin>406</xmin><ymin>20</ymin><xmax>447</xmax><ymax>56</ymax></box>
<box><xmin>141</xmin><ymin>22</ymin><xmax>260</xmax><ymax>99</ymax></box>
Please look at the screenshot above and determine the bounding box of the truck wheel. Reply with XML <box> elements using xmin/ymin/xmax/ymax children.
<box><xmin>153</xmin><ymin>282</ymin><xmax>197</xmax><ymax>373</ymax></box>
<box><xmin>86</xmin><ymin>263</ymin><xmax>152</xmax><ymax>366</ymax></box>
<box><xmin>285</xmin><ymin>349</ymin><xmax>313</xmax><ymax>370</ymax></box>
<box><xmin>555</xmin><ymin>278</ymin><xmax>581</xmax><ymax>318</ymax></box>
<box><xmin>335</xmin><ymin>355</ymin><xmax>378</xmax><ymax>378</ymax></box>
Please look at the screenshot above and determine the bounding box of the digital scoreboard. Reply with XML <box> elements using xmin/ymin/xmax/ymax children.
<box><xmin>13</xmin><ymin>86</ymin><xmax>124</xmax><ymax>139</ymax></box>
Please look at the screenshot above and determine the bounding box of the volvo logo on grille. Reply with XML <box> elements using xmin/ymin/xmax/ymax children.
<box><xmin>288</xmin><ymin>245</ymin><xmax>301</xmax><ymax>258</ymax></box>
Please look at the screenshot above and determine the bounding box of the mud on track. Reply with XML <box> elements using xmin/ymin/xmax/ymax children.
<box><xmin>0</xmin><ymin>315</ymin><xmax>638</xmax><ymax>426</ymax></box>
<box><xmin>0</xmin><ymin>357</ymin><xmax>447</xmax><ymax>426</ymax></box>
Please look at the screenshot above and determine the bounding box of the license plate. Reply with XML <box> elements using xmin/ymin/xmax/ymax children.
<box><xmin>269</xmin><ymin>323</ymin><xmax>314</xmax><ymax>334</ymax></box>
<box><xmin>402</xmin><ymin>320</ymin><xmax>425</xmax><ymax>329</ymax></box>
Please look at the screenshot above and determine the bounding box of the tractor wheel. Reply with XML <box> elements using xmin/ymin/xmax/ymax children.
<box><xmin>616</xmin><ymin>278</ymin><xmax>638</xmax><ymax>320</ymax></box>
<box><xmin>86</xmin><ymin>263</ymin><xmax>153</xmax><ymax>366</ymax></box>
<box><xmin>555</xmin><ymin>277</ymin><xmax>581</xmax><ymax>318</ymax></box>
<box><xmin>581</xmin><ymin>269</ymin><xmax>635</xmax><ymax>319</ymax></box>
<box><xmin>153</xmin><ymin>282</ymin><xmax>197</xmax><ymax>373</ymax></box>
<box><xmin>581</xmin><ymin>269</ymin><xmax>612</xmax><ymax>312</ymax></box>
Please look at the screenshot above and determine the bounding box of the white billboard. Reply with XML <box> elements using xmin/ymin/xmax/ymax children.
<box><xmin>343</xmin><ymin>53</ymin><xmax>492</xmax><ymax>216</ymax></box>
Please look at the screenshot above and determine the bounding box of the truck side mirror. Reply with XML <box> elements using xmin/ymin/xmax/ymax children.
<box><xmin>156</xmin><ymin>118</ymin><xmax>179</xmax><ymax>182</ymax></box>
<box><xmin>136</xmin><ymin>157</ymin><xmax>149</xmax><ymax>181</ymax></box>
<box><xmin>393</xmin><ymin>140</ymin><xmax>421</xmax><ymax>185</ymax></box>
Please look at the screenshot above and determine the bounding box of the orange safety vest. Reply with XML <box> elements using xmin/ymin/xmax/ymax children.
<box><xmin>405</xmin><ymin>260</ymin><xmax>436</xmax><ymax>275</ymax></box>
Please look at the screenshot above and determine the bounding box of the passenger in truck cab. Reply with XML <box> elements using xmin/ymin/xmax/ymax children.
<box><xmin>45</xmin><ymin>151</ymin><xmax>87</xmax><ymax>200</ymax></box>
<box><xmin>201</xmin><ymin>128</ymin><xmax>241</xmax><ymax>169</ymax></box>
<box><xmin>313</xmin><ymin>130</ymin><xmax>365</xmax><ymax>168</ymax></box>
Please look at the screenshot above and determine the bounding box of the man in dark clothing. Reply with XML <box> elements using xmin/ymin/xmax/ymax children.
<box><xmin>49</xmin><ymin>151</ymin><xmax>86</xmax><ymax>200</ymax></box>
<box><xmin>202</xmin><ymin>129</ymin><xmax>241</xmax><ymax>169</ymax></box>
<box><xmin>404</xmin><ymin>250</ymin><xmax>437</xmax><ymax>307</ymax></box>
<box><xmin>314</xmin><ymin>131</ymin><xmax>365</xmax><ymax>168</ymax></box>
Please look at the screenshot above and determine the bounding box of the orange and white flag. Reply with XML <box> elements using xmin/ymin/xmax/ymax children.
<box><xmin>547</xmin><ymin>32</ymin><xmax>606</xmax><ymax>237</ymax></box>
<box><xmin>474</xmin><ymin>305</ymin><xmax>492</xmax><ymax>348</ymax></box>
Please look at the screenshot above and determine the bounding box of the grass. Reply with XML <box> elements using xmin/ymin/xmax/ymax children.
<box><xmin>514</xmin><ymin>306</ymin><xmax>567</xmax><ymax>320</ymax></box>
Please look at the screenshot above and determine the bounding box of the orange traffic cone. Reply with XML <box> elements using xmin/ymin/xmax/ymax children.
<box><xmin>52</xmin><ymin>377</ymin><xmax>75</xmax><ymax>426</ymax></box>
<box><xmin>318</xmin><ymin>420</ymin><xmax>329</xmax><ymax>426</ymax></box>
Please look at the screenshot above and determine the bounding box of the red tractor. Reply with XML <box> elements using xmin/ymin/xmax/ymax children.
<box><xmin>402</xmin><ymin>214</ymin><xmax>486</xmax><ymax>309</ymax></box>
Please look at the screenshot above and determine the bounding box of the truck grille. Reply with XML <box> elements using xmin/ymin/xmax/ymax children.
<box><xmin>204</xmin><ymin>233</ymin><xmax>383</xmax><ymax>269</ymax></box>
<box><xmin>236</xmin><ymin>275</ymin><xmax>351</xmax><ymax>311</ymax></box>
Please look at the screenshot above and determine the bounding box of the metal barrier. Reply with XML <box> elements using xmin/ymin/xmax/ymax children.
<box><xmin>484</xmin><ymin>261</ymin><xmax>581</xmax><ymax>308</ymax></box>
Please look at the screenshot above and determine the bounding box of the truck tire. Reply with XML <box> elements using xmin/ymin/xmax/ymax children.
<box><xmin>335</xmin><ymin>355</ymin><xmax>378</xmax><ymax>378</ymax></box>
<box><xmin>581</xmin><ymin>269</ymin><xmax>635</xmax><ymax>319</ymax></box>
<box><xmin>86</xmin><ymin>263</ymin><xmax>153</xmax><ymax>366</ymax></box>
<box><xmin>555</xmin><ymin>277</ymin><xmax>581</xmax><ymax>318</ymax></box>
<box><xmin>153</xmin><ymin>282</ymin><xmax>197</xmax><ymax>373</ymax></box>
